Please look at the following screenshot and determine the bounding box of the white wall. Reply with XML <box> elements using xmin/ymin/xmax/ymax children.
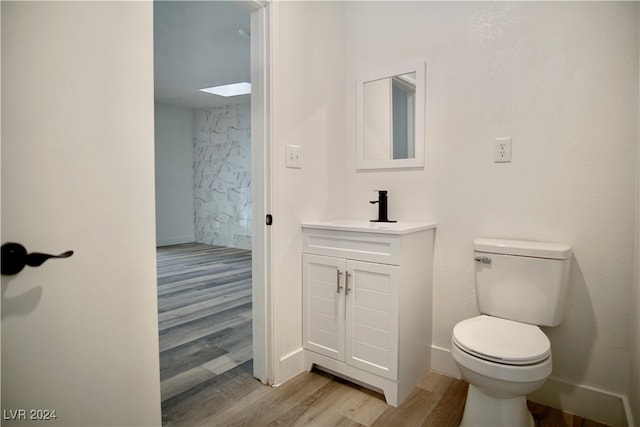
<box><xmin>270</xmin><ymin>0</ymin><xmax>347</xmax><ymax>383</ymax></box>
<box><xmin>342</xmin><ymin>2</ymin><xmax>637</xmax><ymax>424</ymax></box>
<box><xmin>269</xmin><ymin>2</ymin><xmax>638</xmax><ymax>423</ymax></box>
<box><xmin>154</xmin><ymin>102</ymin><xmax>195</xmax><ymax>246</ymax></box>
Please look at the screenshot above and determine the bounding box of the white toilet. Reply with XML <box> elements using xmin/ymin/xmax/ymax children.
<box><xmin>451</xmin><ymin>238</ymin><xmax>572</xmax><ymax>427</ymax></box>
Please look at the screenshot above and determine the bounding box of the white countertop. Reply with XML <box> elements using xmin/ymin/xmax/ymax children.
<box><xmin>301</xmin><ymin>219</ymin><xmax>436</xmax><ymax>235</ymax></box>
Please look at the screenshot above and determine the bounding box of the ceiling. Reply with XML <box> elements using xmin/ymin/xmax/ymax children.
<box><xmin>153</xmin><ymin>1</ymin><xmax>251</xmax><ymax>109</ymax></box>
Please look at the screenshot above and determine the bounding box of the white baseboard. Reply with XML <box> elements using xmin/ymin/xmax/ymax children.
<box><xmin>431</xmin><ymin>345</ymin><xmax>461</xmax><ymax>379</ymax></box>
<box><xmin>529</xmin><ymin>378</ymin><xmax>629</xmax><ymax>427</ymax></box>
<box><xmin>620</xmin><ymin>394</ymin><xmax>635</xmax><ymax>427</ymax></box>
<box><xmin>431</xmin><ymin>345</ymin><xmax>630</xmax><ymax>427</ymax></box>
<box><xmin>156</xmin><ymin>236</ymin><xmax>194</xmax><ymax>247</ymax></box>
<box><xmin>275</xmin><ymin>347</ymin><xmax>304</xmax><ymax>386</ymax></box>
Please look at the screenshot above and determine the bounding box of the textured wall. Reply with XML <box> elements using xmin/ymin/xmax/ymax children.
<box><xmin>193</xmin><ymin>103</ymin><xmax>252</xmax><ymax>250</ymax></box>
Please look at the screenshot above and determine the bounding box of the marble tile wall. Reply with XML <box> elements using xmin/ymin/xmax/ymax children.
<box><xmin>193</xmin><ymin>103</ymin><xmax>251</xmax><ymax>250</ymax></box>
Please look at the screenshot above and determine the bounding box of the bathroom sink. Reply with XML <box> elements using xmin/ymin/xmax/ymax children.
<box><xmin>301</xmin><ymin>219</ymin><xmax>436</xmax><ymax>235</ymax></box>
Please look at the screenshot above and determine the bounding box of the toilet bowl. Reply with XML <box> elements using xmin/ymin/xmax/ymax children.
<box><xmin>452</xmin><ymin>315</ymin><xmax>553</xmax><ymax>427</ymax></box>
<box><xmin>452</xmin><ymin>238</ymin><xmax>572</xmax><ymax>427</ymax></box>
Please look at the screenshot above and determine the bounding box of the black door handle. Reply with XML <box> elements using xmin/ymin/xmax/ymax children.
<box><xmin>1</xmin><ymin>243</ymin><xmax>74</xmax><ymax>275</ymax></box>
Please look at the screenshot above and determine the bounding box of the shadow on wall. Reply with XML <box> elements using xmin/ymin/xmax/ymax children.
<box><xmin>1</xmin><ymin>277</ymin><xmax>43</xmax><ymax>319</ymax></box>
<box><xmin>542</xmin><ymin>257</ymin><xmax>595</xmax><ymax>383</ymax></box>
<box><xmin>533</xmin><ymin>257</ymin><xmax>629</xmax><ymax>426</ymax></box>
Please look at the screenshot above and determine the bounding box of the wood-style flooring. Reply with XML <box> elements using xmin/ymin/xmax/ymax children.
<box><xmin>157</xmin><ymin>243</ymin><xmax>610</xmax><ymax>427</ymax></box>
<box><xmin>157</xmin><ymin>243</ymin><xmax>253</xmax><ymax>418</ymax></box>
<box><xmin>161</xmin><ymin>366</ymin><xmax>610</xmax><ymax>427</ymax></box>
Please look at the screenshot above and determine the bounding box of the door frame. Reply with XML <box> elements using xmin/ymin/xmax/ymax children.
<box><xmin>245</xmin><ymin>0</ymin><xmax>273</xmax><ymax>385</ymax></box>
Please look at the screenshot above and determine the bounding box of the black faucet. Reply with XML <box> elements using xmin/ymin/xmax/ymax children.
<box><xmin>369</xmin><ymin>190</ymin><xmax>397</xmax><ymax>223</ymax></box>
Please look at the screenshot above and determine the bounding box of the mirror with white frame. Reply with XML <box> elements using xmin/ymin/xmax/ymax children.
<box><xmin>356</xmin><ymin>62</ymin><xmax>425</xmax><ymax>170</ymax></box>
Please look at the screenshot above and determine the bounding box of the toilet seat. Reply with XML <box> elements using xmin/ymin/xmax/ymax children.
<box><xmin>453</xmin><ymin>315</ymin><xmax>550</xmax><ymax>365</ymax></box>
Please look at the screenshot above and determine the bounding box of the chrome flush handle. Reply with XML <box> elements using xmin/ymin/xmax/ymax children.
<box><xmin>474</xmin><ymin>256</ymin><xmax>492</xmax><ymax>264</ymax></box>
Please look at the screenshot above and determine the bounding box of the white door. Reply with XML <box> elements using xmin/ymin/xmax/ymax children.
<box><xmin>302</xmin><ymin>254</ymin><xmax>346</xmax><ymax>361</ymax></box>
<box><xmin>345</xmin><ymin>260</ymin><xmax>399</xmax><ymax>380</ymax></box>
<box><xmin>2</xmin><ymin>3</ymin><xmax>161</xmax><ymax>426</ymax></box>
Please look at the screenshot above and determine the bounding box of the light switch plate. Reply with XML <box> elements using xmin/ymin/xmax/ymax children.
<box><xmin>286</xmin><ymin>145</ymin><xmax>302</xmax><ymax>169</ymax></box>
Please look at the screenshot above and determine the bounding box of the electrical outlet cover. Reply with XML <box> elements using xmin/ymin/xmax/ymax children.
<box><xmin>494</xmin><ymin>137</ymin><xmax>512</xmax><ymax>163</ymax></box>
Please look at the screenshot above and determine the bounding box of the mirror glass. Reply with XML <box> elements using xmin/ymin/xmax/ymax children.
<box><xmin>357</xmin><ymin>62</ymin><xmax>425</xmax><ymax>170</ymax></box>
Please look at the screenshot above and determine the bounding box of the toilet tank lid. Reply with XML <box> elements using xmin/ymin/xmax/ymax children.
<box><xmin>474</xmin><ymin>238</ymin><xmax>572</xmax><ymax>259</ymax></box>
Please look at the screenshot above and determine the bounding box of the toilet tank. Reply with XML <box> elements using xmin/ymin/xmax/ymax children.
<box><xmin>473</xmin><ymin>238</ymin><xmax>572</xmax><ymax>327</ymax></box>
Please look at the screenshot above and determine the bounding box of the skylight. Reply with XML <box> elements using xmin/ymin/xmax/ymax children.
<box><xmin>199</xmin><ymin>82</ymin><xmax>251</xmax><ymax>97</ymax></box>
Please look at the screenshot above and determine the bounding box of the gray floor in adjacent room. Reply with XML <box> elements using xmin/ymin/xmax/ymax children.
<box><xmin>156</xmin><ymin>242</ymin><xmax>253</xmax><ymax>422</ymax></box>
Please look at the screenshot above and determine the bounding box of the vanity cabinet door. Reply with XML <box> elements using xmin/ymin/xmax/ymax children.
<box><xmin>303</xmin><ymin>254</ymin><xmax>346</xmax><ymax>361</ymax></box>
<box><xmin>345</xmin><ymin>260</ymin><xmax>399</xmax><ymax>380</ymax></box>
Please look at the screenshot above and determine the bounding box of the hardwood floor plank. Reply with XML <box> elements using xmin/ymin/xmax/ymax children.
<box><xmin>158</xmin><ymin>291</ymin><xmax>252</xmax><ymax>330</ymax></box>
<box><xmin>287</xmin><ymin>378</ymin><xmax>388</xmax><ymax>427</ymax></box>
<box><xmin>158</xmin><ymin>278</ymin><xmax>252</xmax><ymax>313</ymax></box>
<box><xmin>201</xmin><ymin>349</ymin><xmax>252</xmax><ymax>376</ymax></box>
<box><xmin>157</xmin><ymin>244</ymin><xmax>249</xmax><ymax>265</ymax></box>
<box><xmin>158</xmin><ymin>267</ymin><xmax>251</xmax><ymax>290</ymax></box>
<box><xmin>371</xmin><ymin>388</ymin><xmax>440</xmax><ymax>427</ymax></box>
<box><xmin>161</xmin><ymin>366</ymin><xmax>218</xmax><ymax>402</ymax></box>
<box><xmin>420</xmin><ymin>375</ymin><xmax>467</xmax><ymax>427</ymax></box>
<box><xmin>160</xmin><ymin>332</ymin><xmax>229</xmax><ymax>381</ymax></box>
<box><xmin>339</xmin><ymin>391</ymin><xmax>389</xmax><ymax>427</ymax></box>
<box><xmin>282</xmin><ymin>380</ymin><xmax>364</xmax><ymax>427</ymax></box>
<box><xmin>196</xmin><ymin>369</ymin><xmax>334</xmax><ymax>427</ymax></box>
<box><xmin>157</xmin><ymin>270</ymin><xmax>251</xmax><ymax>296</ymax></box>
<box><xmin>528</xmin><ymin>401</ymin><xmax>611</xmax><ymax>427</ymax></box>
<box><xmin>158</xmin><ymin>250</ymin><xmax>250</xmax><ymax>267</ymax></box>
<box><xmin>202</xmin><ymin>320</ymin><xmax>252</xmax><ymax>357</ymax></box>
<box><xmin>417</xmin><ymin>370</ymin><xmax>455</xmax><ymax>395</ymax></box>
<box><xmin>269</xmin><ymin>380</ymin><xmax>345</xmax><ymax>426</ymax></box>
<box><xmin>158</xmin><ymin>302</ymin><xmax>252</xmax><ymax>352</ymax></box>
<box><xmin>162</xmin><ymin>361</ymin><xmax>260</xmax><ymax>427</ymax></box>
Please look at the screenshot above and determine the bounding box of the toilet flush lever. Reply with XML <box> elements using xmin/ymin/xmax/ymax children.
<box><xmin>474</xmin><ymin>256</ymin><xmax>492</xmax><ymax>264</ymax></box>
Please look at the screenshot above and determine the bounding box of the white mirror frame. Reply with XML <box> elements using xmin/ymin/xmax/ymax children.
<box><xmin>356</xmin><ymin>61</ymin><xmax>425</xmax><ymax>170</ymax></box>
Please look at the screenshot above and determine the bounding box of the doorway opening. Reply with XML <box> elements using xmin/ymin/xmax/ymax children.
<box><xmin>152</xmin><ymin>1</ymin><xmax>268</xmax><ymax>414</ymax></box>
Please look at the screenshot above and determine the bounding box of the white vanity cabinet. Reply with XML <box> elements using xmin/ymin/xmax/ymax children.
<box><xmin>303</xmin><ymin>254</ymin><xmax>400</xmax><ymax>380</ymax></box>
<box><xmin>301</xmin><ymin>221</ymin><xmax>436</xmax><ymax>407</ymax></box>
